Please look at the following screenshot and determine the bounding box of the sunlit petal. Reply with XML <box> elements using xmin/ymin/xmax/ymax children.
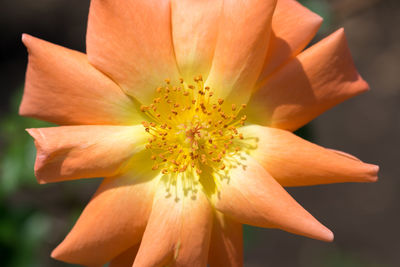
<box><xmin>133</xmin><ymin>180</ymin><xmax>212</xmax><ymax>267</ymax></box>
<box><xmin>52</xmin><ymin>170</ymin><xmax>157</xmax><ymax>266</ymax></box>
<box><xmin>241</xmin><ymin>125</ymin><xmax>379</xmax><ymax>186</ymax></box>
<box><xmin>87</xmin><ymin>0</ymin><xmax>180</xmax><ymax>104</ymax></box>
<box><xmin>213</xmin><ymin>156</ymin><xmax>334</xmax><ymax>242</ymax></box>
<box><xmin>20</xmin><ymin>34</ymin><xmax>141</xmax><ymax>125</ymax></box>
<box><xmin>171</xmin><ymin>0</ymin><xmax>222</xmax><ymax>81</ymax></box>
<box><xmin>248</xmin><ymin>29</ymin><xmax>369</xmax><ymax>131</ymax></box>
<box><xmin>205</xmin><ymin>0</ymin><xmax>277</xmax><ymax>105</ymax></box>
<box><xmin>258</xmin><ymin>0</ymin><xmax>323</xmax><ymax>81</ymax></box>
<box><xmin>28</xmin><ymin>125</ymin><xmax>147</xmax><ymax>183</ymax></box>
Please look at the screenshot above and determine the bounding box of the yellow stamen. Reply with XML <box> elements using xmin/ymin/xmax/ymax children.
<box><xmin>140</xmin><ymin>76</ymin><xmax>255</xmax><ymax>195</ymax></box>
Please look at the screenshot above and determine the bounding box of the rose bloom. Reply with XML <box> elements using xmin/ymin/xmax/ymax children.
<box><xmin>20</xmin><ymin>0</ymin><xmax>379</xmax><ymax>266</ymax></box>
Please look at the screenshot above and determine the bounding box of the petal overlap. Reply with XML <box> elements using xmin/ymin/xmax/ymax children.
<box><xmin>241</xmin><ymin>125</ymin><xmax>378</xmax><ymax>187</ymax></box>
<box><xmin>133</xmin><ymin>179</ymin><xmax>213</xmax><ymax>267</ymax></box>
<box><xmin>28</xmin><ymin>125</ymin><xmax>147</xmax><ymax>183</ymax></box>
<box><xmin>247</xmin><ymin>29</ymin><xmax>369</xmax><ymax>131</ymax></box>
<box><xmin>20</xmin><ymin>34</ymin><xmax>141</xmax><ymax>126</ymax></box>
<box><xmin>52</xmin><ymin>171</ymin><xmax>156</xmax><ymax>266</ymax></box>
<box><xmin>171</xmin><ymin>0</ymin><xmax>222</xmax><ymax>81</ymax></box>
<box><xmin>213</xmin><ymin>156</ymin><xmax>334</xmax><ymax>242</ymax></box>
<box><xmin>208</xmin><ymin>212</ymin><xmax>243</xmax><ymax>267</ymax></box>
<box><xmin>109</xmin><ymin>244</ymin><xmax>140</xmax><ymax>267</ymax></box>
<box><xmin>87</xmin><ymin>0</ymin><xmax>181</xmax><ymax>104</ymax></box>
<box><xmin>257</xmin><ymin>0</ymin><xmax>323</xmax><ymax>81</ymax></box>
<box><xmin>205</xmin><ymin>0</ymin><xmax>277</xmax><ymax>105</ymax></box>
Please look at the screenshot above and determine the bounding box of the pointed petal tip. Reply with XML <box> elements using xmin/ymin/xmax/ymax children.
<box><xmin>354</xmin><ymin>161</ymin><xmax>379</xmax><ymax>183</ymax></box>
<box><xmin>309</xmin><ymin>223</ymin><xmax>334</xmax><ymax>243</ymax></box>
<box><xmin>25</xmin><ymin>128</ymin><xmax>35</xmax><ymax>135</ymax></box>
<box><xmin>50</xmin><ymin>245</ymin><xmax>63</xmax><ymax>261</ymax></box>
<box><xmin>352</xmin><ymin>74</ymin><xmax>370</xmax><ymax>95</ymax></box>
<box><xmin>50</xmin><ymin>248</ymin><xmax>57</xmax><ymax>259</ymax></box>
<box><xmin>331</xmin><ymin>27</ymin><xmax>371</xmax><ymax>93</ymax></box>
<box><xmin>328</xmin><ymin>148</ymin><xmax>379</xmax><ymax>183</ymax></box>
<box><xmin>19</xmin><ymin>95</ymin><xmax>35</xmax><ymax>117</ymax></box>
<box><xmin>25</xmin><ymin>128</ymin><xmax>47</xmax><ymax>183</ymax></box>
<box><xmin>21</xmin><ymin>33</ymin><xmax>28</xmax><ymax>43</ymax></box>
<box><xmin>315</xmin><ymin>13</ymin><xmax>324</xmax><ymax>24</ymax></box>
<box><xmin>50</xmin><ymin>242</ymin><xmax>74</xmax><ymax>264</ymax></box>
<box><xmin>50</xmin><ymin>247</ymin><xmax>73</xmax><ymax>265</ymax></box>
<box><xmin>322</xmin><ymin>27</ymin><xmax>346</xmax><ymax>45</ymax></box>
<box><xmin>305</xmin><ymin>8</ymin><xmax>323</xmax><ymax>27</ymax></box>
<box><xmin>21</xmin><ymin>33</ymin><xmax>33</xmax><ymax>48</ymax></box>
<box><xmin>367</xmin><ymin>164</ymin><xmax>379</xmax><ymax>183</ymax></box>
<box><xmin>301</xmin><ymin>219</ymin><xmax>334</xmax><ymax>243</ymax></box>
<box><xmin>360</xmin><ymin>77</ymin><xmax>370</xmax><ymax>92</ymax></box>
<box><xmin>18</xmin><ymin>105</ymin><xmax>25</xmax><ymax>116</ymax></box>
<box><xmin>37</xmin><ymin>177</ymin><xmax>47</xmax><ymax>185</ymax></box>
<box><xmin>321</xmin><ymin>228</ymin><xmax>334</xmax><ymax>243</ymax></box>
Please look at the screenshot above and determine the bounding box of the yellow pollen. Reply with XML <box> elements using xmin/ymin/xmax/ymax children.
<box><xmin>140</xmin><ymin>76</ymin><xmax>254</xmax><ymax>196</ymax></box>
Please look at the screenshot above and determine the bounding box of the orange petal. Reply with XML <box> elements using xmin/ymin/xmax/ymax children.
<box><xmin>27</xmin><ymin>125</ymin><xmax>147</xmax><ymax>183</ymax></box>
<box><xmin>213</xmin><ymin>156</ymin><xmax>334</xmax><ymax>242</ymax></box>
<box><xmin>205</xmin><ymin>0</ymin><xmax>277</xmax><ymax>105</ymax></box>
<box><xmin>109</xmin><ymin>244</ymin><xmax>140</xmax><ymax>267</ymax></box>
<box><xmin>257</xmin><ymin>0</ymin><xmax>323</xmax><ymax>81</ymax></box>
<box><xmin>208</xmin><ymin>212</ymin><xmax>243</xmax><ymax>267</ymax></box>
<box><xmin>133</xmin><ymin>180</ymin><xmax>213</xmax><ymax>267</ymax></box>
<box><xmin>171</xmin><ymin>0</ymin><xmax>222</xmax><ymax>81</ymax></box>
<box><xmin>87</xmin><ymin>0</ymin><xmax>180</xmax><ymax>104</ymax></box>
<box><xmin>247</xmin><ymin>28</ymin><xmax>369</xmax><ymax>131</ymax></box>
<box><xmin>241</xmin><ymin>125</ymin><xmax>379</xmax><ymax>187</ymax></box>
<box><xmin>19</xmin><ymin>34</ymin><xmax>140</xmax><ymax>126</ymax></box>
<box><xmin>51</xmin><ymin>172</ymin><xmax>156</xmax><ymax>266</ymax></box>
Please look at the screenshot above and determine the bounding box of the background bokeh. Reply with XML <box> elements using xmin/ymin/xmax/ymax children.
<box><xmin>0</xmin><ymin>0</ymin><xmax>399</xmax><ymax>266</ymax></box>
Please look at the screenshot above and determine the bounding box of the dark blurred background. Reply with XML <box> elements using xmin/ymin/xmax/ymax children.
<box><xmin>0</xmin><ymin>0</ymin><xmax>399</xmax><ymax>266</ymax></box>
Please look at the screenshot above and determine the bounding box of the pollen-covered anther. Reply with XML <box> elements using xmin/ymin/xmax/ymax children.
<box><xmin>140</xmin><ymin>76</ymin><xmax>249</xmax><ymax>185</ymax></box>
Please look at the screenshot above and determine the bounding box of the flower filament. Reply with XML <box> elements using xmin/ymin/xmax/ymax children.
<box><xmin>140</xmin><ymin>76</ymin><xmax>254</xmax><ymax>196</ymax></box>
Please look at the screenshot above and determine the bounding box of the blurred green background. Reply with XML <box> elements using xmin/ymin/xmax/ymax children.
<box><xmin>0</xmin><ymin>0</ymin><xmax>399</xmax><ymax>266</ymax></box>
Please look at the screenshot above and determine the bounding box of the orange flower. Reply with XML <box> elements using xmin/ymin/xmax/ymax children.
<box><xmin>20</xmin><ymin>0</ymin><xmax>379</xmax><ymax>266</ymax></box>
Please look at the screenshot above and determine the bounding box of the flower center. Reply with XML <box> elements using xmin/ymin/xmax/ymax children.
<box><xmin>140</xmin><ymin>76</ymin><xmax>254</xmax><ymax>196</ymax></box>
